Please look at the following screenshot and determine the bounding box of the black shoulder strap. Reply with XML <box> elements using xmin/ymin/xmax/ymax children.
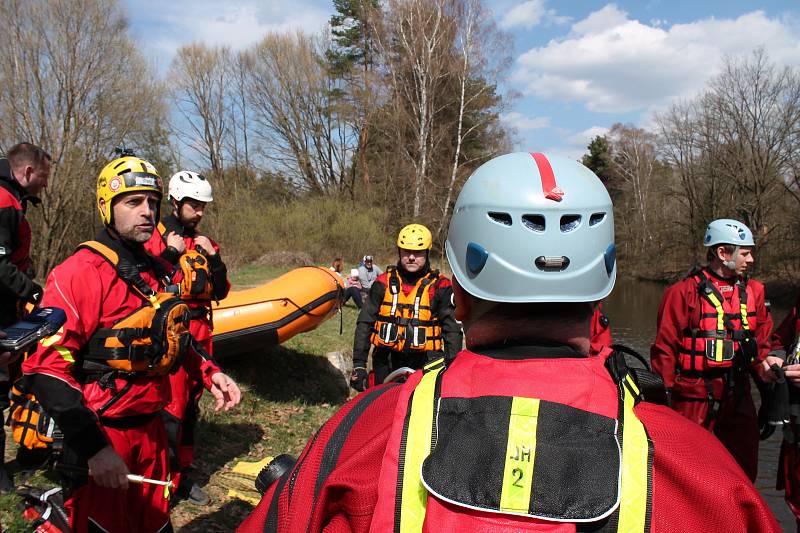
<box><xmin>606</xmin><ymin>344</ymin><xmax>668</xmax><ymax>406</ymax></box>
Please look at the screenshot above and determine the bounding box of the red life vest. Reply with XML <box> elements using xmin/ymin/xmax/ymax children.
<box><xmin>678</xmin><ymin>269</ymin><xmax>757</xmax><ymax>373</ymax></box>
<box><xmin>369</xmin><ymin>349</ymin><xmax>653</xmax><ymax>532</ymax></box>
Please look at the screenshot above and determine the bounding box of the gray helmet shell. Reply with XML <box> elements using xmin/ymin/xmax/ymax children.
<box><xmin>703</xmin><ymin>219</ymin><xmax>755</xmax><ymax>247</ymax></box>
<box><xmin>445</xmin><ymin>152</ymin><xmax>615</xmax><ymax>303</ymax></box>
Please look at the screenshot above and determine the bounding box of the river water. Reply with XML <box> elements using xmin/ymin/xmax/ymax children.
<box><xmin>605</xmin><ymin>277</ymin><xmax>795</xmax><ymax>530</ymax></box>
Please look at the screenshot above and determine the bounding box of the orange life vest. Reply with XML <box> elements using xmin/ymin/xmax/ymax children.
<box><xmin>157</xmin><ymin>222</ymin><xmax>215</xmax><ymax>302</ymax></box>
<box><xmin>8</xmin><ymin>382</ymin><xmax>62</xmax><ymax>451</ymax></box>
<box><xmin>370</xmin><ymin>267</ymin><xmax>443</xmax><ymax>352</ymax></box>
<box><xmin>79</xmin><ymin>240</ymin><xmax>191</xmax><ymax>376</ymax></box>
<box><xmin>678</xmin><ymin>269</ymin><xmax>757</xmax><ymax>373</ymax></box>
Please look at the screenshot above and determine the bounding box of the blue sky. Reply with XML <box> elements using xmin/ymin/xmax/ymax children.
<box><xmin>124</xmin><ymin>0</ymin><xmax>800</xmax><ymax>159</ymax></box>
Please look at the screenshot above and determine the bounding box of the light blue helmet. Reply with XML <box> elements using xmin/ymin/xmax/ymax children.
<box><xmin>703</xmin><ymin>219</ymin><xmax>755</xmax><ymax>247</ymax></box>
<box><xmin>445</xmin><ymin>152</ymin><xmax>615</xmax><ymax>303</ymax></box>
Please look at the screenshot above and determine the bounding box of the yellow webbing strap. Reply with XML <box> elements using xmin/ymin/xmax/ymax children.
<box><xmin>500</xmin><ymin>397</ymin><xmax>539</xmax><ymax>513</ymax></box>
<box><xmin>740</xmin><ymin>302</ymin><xmax>750</xmax><ymax>330</ymax></box>
<box><xmin>157</xmin><ymin>222</ymin><xmax>167</xmax><ymax>237</ymax></box>
<box><xmin>705</xmin><ymin>291</ymin><xmax>725</xmax><ymax>363</ymax></box>
<box><xmin>618</xmin><ymin>374</ymin><xmax>650</xmax><ymax>533</ymax></box>
<box><xmin>79</xmin><ymin>240</ymin><xmax>120</xmax><ymax>266</ymax></box>
<box><xmin>398</xmin><ymin>364</ymin><xmax>444</xmax><ymax>533</ymax></box>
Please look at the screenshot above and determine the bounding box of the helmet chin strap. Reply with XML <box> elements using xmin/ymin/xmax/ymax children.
<box><xmin>722</xmin><ymin>246</ymin><xmax>739</xmax><ymax>272</ymax></box>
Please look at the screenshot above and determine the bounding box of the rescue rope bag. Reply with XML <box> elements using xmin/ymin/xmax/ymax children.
<box><xmin>8</xmin><ymin>381</ymin><xmax>63</xmax><ymax>451</ymax></box>
<box><xmin>79</xmin><ymin>240</ymin><xmax>191</xmax><ymax>375</ymax></box>
<box><xmin>371</xmin><ymin>267</ymin><xmax>443</xmax><ymax>352</ymax></box>
<box><xmin>391</xmin><ymin>354</ymin><xmax>654</xmax><ymax>532</ymax></box>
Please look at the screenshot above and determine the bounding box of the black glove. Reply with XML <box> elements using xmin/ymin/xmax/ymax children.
<box><xmin>28</xmin><ymin>282</ymin><xmax>44</xmax><ymax>305</ymax></box>
<box><xmin>350</xmin><ymin>367</ymin><xmax>368</xmax><ymax>392</ymax></box>
<box><xmin>758</xmin><ymin>364</ymin><xmax>790</xmax><ymax>440</ymax></box>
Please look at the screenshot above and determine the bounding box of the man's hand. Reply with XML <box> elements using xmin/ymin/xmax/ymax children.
<box><xmin>194</xmin><ymin>236</ymin><xmax>216</xmax><ymax>256</ymax></box>
<box><xmin>0</xmin><ymin>331</ymin><xmax>19</xmax><ymax>369</ymax></box>
<box><xmin>209</xmin><ymin>372</ymin><xmax>241</xmax><ymax>412</ymax></box>
<box><xmin>166</xmin><ymin>231</ymin><xmax>186</xmax><ymax>254</ymax></box>
<box><xmin>756</xmin><ymin>355</ymin><xmax>786</xmax><ymax>383</ymax></box>
<box><xmin>784</xmin><ymin>363</ymin><xmax>800</xmax><ymax>387</ymax></box>
<box><xmin>88</xmin><ymin>446</ymin><xmax>130</xmax><ymax>489</ymax></box>
<box><xmin>350</xmin><ymin>367</ymin><xmax>368</xmax><ymax>392</ymax></box>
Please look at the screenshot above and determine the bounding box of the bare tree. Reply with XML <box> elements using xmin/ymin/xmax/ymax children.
<box><xmin>247</xmin><ymin>31</ymin><xmax>355</xmax><ymax>194</ymax></box>
<box><xmin>169</xmin><ymin>44</ymin><xmax>231</xmax><ymax>180</ymax></box>
<box><xmin>0</xmin><ymin>0</ymin><xmax>168</xmax><ymax>274</ymax></box>
<box><xmin>434</xmin><ymin>0</ymin><xmax>511</xmax><ymax>242</ymax></box>
<box><xmin>376</xmin><ymin>0</ymin><xmax>458</xmax><ymax>217</ymax></box>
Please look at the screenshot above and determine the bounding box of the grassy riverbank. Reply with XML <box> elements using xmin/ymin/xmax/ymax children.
<box><xmin>1</xmin><ymin>264</ymin><xmax>360</xmax><ymax>532</ymax></box>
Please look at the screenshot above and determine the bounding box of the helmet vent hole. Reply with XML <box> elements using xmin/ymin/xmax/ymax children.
<box><xmin>487</xmin><ymin>212</ymin><xmax>512</xmax><ymax>226</ymax></box>
<box><xmin>589</xmin><ymin>213</ymin><xmax>606</xmax><ymax>226</ymax></box>
<box><xmin>521</xmin><ymin>214</ymin><xmax>545</xmax><ymax>232</ymax></box>
<box><xmin>535</xmin><ymin>256</ymin><xmax>570</xmax><ymax>272</ymax></box>
<box><xmin>560</xmin><ymin>215</ymin><xmax>581</xmax><ymax>233</ymax></box>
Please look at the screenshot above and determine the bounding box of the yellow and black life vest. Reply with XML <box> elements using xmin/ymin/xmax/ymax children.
<box><xmin>387</xmin><ymin>352</ymin><xmax>653</xmax><ymax>532</ymax></box>
<box><xmin>80</xmin><ymin>240</ymin><xmax>191</xmax><ymax>376</ymax></box>
<box><xmin>157</xmin><ymin>221</ymin><xmax>214</xmax><ymax>301</ymax></box>
<box><xmin>678</xmin><ymin>269</ymin><xmax>757</xmax><ymax>373</ymax></box>
<box><xmin>371</xmin><ymin>267</ymin><xmax>443</xmax><ymax>352</ymax></box>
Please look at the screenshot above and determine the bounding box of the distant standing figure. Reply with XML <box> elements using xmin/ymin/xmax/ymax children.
<box><xmin>357</xmin><ymin>255</ymin><xmax>382</xmax><ymax>302</ymax></box>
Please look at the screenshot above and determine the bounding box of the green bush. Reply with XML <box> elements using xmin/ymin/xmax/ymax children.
<box><xmin>205</xmin><ymin>195</ymin><xmax>392</xmax><ymax>268</ymax></box>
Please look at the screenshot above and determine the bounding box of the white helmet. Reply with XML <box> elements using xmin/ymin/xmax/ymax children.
<box><xmin>446</xmin><ymin>152</ymin><xmax>615</xmax><ymax>303</ymax></box>
<box><xmin>168</xmin><ymin>171</ymin><xmax>213</xmax><ymax>202</ymax></box>
<box><xmin>703</xmin><ymin>219</ymin><xmax>755</xmax><ymax>247</ymax></box>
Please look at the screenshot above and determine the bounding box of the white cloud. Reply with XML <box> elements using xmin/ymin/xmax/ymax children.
<box><xmin>125</xmin><ymin>0</ymin><xmax>329</xmax><ymax>69</ymax></box>
<box><xmin>500</xmin><ymin>0</ymin><xmax>570</xmax><ymax>30</ymax></box>
<box><xmin>501</xmin><ymin>112</ymin><xmax>551</xmax><ymax>131</ymax></box>
<box><xmin>567</xmin><ymin>126</ymin><xmax>609</xmax><ymax>148</ymax></box>
<box><xmin>513</xmin><ymin>6</ymin><xmax>800</xmax><ymax>113</ymax></box>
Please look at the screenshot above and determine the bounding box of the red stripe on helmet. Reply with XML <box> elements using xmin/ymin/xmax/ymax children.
<box><xmin>530</xmin><ymin>152</ymin><xmax>564</xmax><ymax>202</ymax></box>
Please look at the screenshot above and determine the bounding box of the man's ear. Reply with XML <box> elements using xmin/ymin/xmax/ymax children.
<box><xmin>98</xmin><ymin>198</ymin><xmax>108</xmax><ymax>220</ymax></box>
<box><xmin>452</xmin><ymin>278</ymin><xmax>472</xmax><ymax>322</ymax></box>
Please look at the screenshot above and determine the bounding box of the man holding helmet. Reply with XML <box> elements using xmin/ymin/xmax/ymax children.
<box><xmin>145</xmin><ymin>170</ymin><xmax>231</xmax><ymax>504</ymax></box>
<box><xmin>651</xmin><ymin>218</ymin><xmax>780</xmax><ymax>481</ymax></box>
<box><xmin>240</xmin><ymin>153</ymin><xmax>776</xmax><ymax>532</ymax></box>
<box><xmin>349</xmin><ymin>223</ymin><xmax>462</xmax><ymax>391</ymax></box>
<box><xmin>22</xmin><ymin>156</ymin><xmax>240</xmax><ymax>532</ymax></box>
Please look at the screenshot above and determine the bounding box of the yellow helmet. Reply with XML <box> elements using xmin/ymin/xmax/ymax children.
<box><xmin>96</xmin><ymin>156</ymin><xmax>163</xmax><ymax>225</ymax></box>
<box><xmin>397</xmin><ymin>223</ymin><xmax>433</xmax><ymax>251</ymax></box>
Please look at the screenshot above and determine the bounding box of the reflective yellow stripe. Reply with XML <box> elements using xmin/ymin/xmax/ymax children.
<box><xmin>740</xmin><ymin>303</ymin><xmax>750</xmax><ymax>330</ymax></box>
<box><xmin>618</xmin><ymin>380</ymin><xmax>649</xmax><ymax>533</ymax></box>
<box><xmin>54</xmin><ymin>345</ymin><xmax>74</xmax><ymax>364</ymax></box>
<box><xmin>500</xmin><ymin>397</ymin><xmax>539</xmax><ymax>513</ymax></box>
<box><xmin>706</xmin><ymin>292</ymin><xmax>725</xmax><ymax>362</ymax></box>
<box><xmin>424</xmin><ymin>357</ymin><xmax>444</xmax><ymax>371</ymax></box>
<box><xmin>399</xmin><ymin>366</ymin><xmax>443</xmax><ymax>533</ymax></box>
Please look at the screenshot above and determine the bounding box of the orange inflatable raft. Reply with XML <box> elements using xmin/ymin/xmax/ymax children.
<box><xmin>211</xmin><ymin>266</ymin><xmax>345</xmax><ymax>357</ymax></box>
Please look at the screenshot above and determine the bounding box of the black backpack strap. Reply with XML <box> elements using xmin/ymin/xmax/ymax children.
<box><xmin>607</xmin><ymin>344</ymin><xmax>668</xmax><ymax>406</ymax></box>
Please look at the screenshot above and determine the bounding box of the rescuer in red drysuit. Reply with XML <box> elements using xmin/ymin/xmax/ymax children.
<box><xmin>22</xmin><ymin>156</ymin><xmax>240</xmax><ymax>533</ymax></box>
<box><xmin>144</xmin><ymin>170</ymin><xmax>230</xmax><ymax>505</ymax></box>
<box><xmin>650</xmin><ymin>219</ymin><xmax>781</xmax><ymax>481</ymax></box>
<box><xmin>239</xmin><ymin>153</ymin><xmax>779</xmax><ymax>533</ymax></box>
<box><xmin>770</xmin><ymin>293</ymin><xmax>800</xmax><ymax>530</ymax></box>
<box><xmin>0</xmin><ymin>143</ymin><xmax>50</xmax><ymax>490</ymax></box>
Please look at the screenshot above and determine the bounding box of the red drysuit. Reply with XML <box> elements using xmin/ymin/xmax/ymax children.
<box><xmin>144</xmin><ymin>213</ymin><xmax>228</xmax><ymax>481</ymax></box>
<box><xmin>240</xmin><ymin>346</ymin><xmax>779</xmax><ymax>532</ymax></box>
<box><xmin>650</xmin><ymin>267</ymin><xmax>772</xmax><ymax>481</ymax></box>
<box><xmin>22</xmin><ymin>231</ymin><xmax>206</xmax><ymax>532</ymax></box>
